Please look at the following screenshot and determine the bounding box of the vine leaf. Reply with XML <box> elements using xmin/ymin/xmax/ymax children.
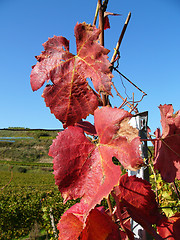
<box><xmin>157</xmin><ymin>213</ymin><xmax>180</xmax><ymax>239</ymax></box>
<box><xmin>30</xmin><ymin>22</ymin><xmax>113</xmax><ymax>127</ymax></box>
<box><xmin>114</xmin><ymin>173</ymin><xmax>162</xmax><ymax>238</ymax></box>
<box><xmin>58</xmin><ymin>203</ymin><xmax>123</xmax><ymax>240</ymax></box>
<box><xmin>49</xmin><ymin>106</ymin><xmax>143</xmax><ymax>215</ymax></box>
<box><xmin>80</xmin><ymin>207</ymin><xmax>122</xmax><ymax>240</ymax></box>
<box><xmin>111</xmin><ymin>200</ymin><xmax>135</xmax><ymax>240</ymax></box>
<box><xmin>154</xmin><ymin>104</ymin><xmax>180</xmax><ymax>182</ymax></box>
<box><xmin>104</xmin><ymin>16</ymin><xmax>110</xmax><ymax>30</ymax></box>
<box><xmin>104</xmin><ymin>12</ymin><xmax>120</xmax><ymax>30</ymax></box>
<box><xmin>75</xmin><ymin>120</ymin><xmax>97</xmax><ymax>136</ymax></box>
<box><xmin>57</xmin><ymin>202</ymin><xmax>86</xmax><ymax>240</ymax></box>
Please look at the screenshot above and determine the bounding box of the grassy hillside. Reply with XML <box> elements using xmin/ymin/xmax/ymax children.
<box><xmin>0</xmin><ymin>128</ymin><xmax>61</xmax><ymax>163</ymax></box>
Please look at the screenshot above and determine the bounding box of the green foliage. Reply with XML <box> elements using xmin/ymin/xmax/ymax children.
<box><xmin>148</xmin><ymin>146</ymin><xmax>180</xmax><ymax>217</ymax></box>
<box><xmin>0</xmin><ymin>166</ymin><xmax>77</xmax><ymax>240</ymax></box>
<box><xmin>18</xmin><ymin>167</ymin><xmax>27</xmax><ymax>173</ymax></box>
<box><xmin>149</xmin><ymin>171</ymin><xmax>180</xmax><ymax>216</ymax></box>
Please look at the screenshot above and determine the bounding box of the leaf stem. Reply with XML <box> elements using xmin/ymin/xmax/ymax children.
<box><xmin>140</xmin><ymin>138</ymin><xmax>160</xmax><ymax>142</ymax></box>
<box><xmin>107</xmin><ymin>195</ymin><xmax>116</xmax><ymax>222</ymax></box>
<box><xmin>93</xmin><ymin>0</ymin><xmax>109</xmax><ymax>26</ymax></box>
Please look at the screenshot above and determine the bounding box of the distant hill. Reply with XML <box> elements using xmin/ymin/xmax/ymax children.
<box><xmin>0</xmin><ymin>128</ymin><xmax>62</xmax><ymax>163</ymax></box>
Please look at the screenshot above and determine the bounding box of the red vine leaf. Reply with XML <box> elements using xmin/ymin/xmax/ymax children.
<box><xmin>94</xmin><ymin>107</ymin><xmax>143</xmax><ymax>171</ymax></box>
<box><xmin>157</xmin><ymin>214</ymin><xmax>180</xmax><ymax>240</ymax></box>
<box><xmin>30</xmin><ymin>22</ymin><xmax>113</xmax><ymax>126</ymax></box>
<box><xmin>114</xmin><ymin>174</ymin><xmax>161</xmax><ymax>230</ymax></box>
<box><xmin>104</xmin><ymin>12</ymin><xmax>120</xmax><ymax>30</ymax></box>
<box><xmin>57</xmin><ymin>202</ymin><xmax>87</xmax><ymax>240</ymax></box>
<box><xmin>75</xmin><ymin>120</ymin><xmax>97</xmax><ymax>136</ymax></box>
<box><xmin>58</xmin><ymin>203</ymin><xmax>122</xmax><ymax>240</ymax></box>
<box><xmin>111</xmin><ymin>197</ymin><xmax>135</xmax><ymax>240</ymax></box>
<box><xmin>49</xmin><ymin>106</ymin><xmax>143</xmax><ymax>215</ymax></box>
<box><xmin>154</xmin><ymin>104</ymin><xmax>180</xmax><ymax>182</ymax></box>
<box><xmin>58</xmin><ymin>213</ymin><xmax>83</xmax><ymax>240</ymax></box>
<box><xmin>43</xmin><ymin>81</ymin><xmax>101</xmax><ymax>127</ymax></box>
<box><xmin>104</xmin><ymin>16</ymin><xmax>110</xmax><ymax>30</ymax></box>
<box><xmin>80</xmin><ymin>208</ymin><xmax>122</xmax><ymax>240</ymax></box>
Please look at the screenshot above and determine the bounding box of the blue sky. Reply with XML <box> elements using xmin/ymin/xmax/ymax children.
<box><xmin>0</xmin><ymin>0</ymin><xmax>180</xmax><ymax>134</ymax></box>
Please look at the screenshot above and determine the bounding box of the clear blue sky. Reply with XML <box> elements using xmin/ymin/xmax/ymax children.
<box><xmin>0</xmin><ymin>0</ymin><xmax>180</xmax><ymax>134</ymax></box>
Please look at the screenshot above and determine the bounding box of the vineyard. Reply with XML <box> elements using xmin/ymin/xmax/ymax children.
<box><xmin>1</xmin><ymin>0</ymin><xmax>180</xmax><ymax>239</ymax></box>
<box><xmin>0</xmin><ymin>129</ymin><xmax>73</xmax><ymax>239</ymax></box>
<box><xmin>0</xmin><ymin>160</ymin><xmax>78</xmax><ymax>239</ymax></box>
<box><xmin>0</xmin><ymin>130</ymin><xmax>179</xmax><ymax>239</ymax></box>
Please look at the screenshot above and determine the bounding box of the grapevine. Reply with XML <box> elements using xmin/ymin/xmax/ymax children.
<box><xmin>30</xmin><ymin>1</ymin><xmax>180</xmax><ymax>239</ymax></box>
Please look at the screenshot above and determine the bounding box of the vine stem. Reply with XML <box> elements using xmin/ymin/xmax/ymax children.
<box><xmin>173</xmin><ymin>181</ymin><xmax>180</xmax><ymax>200</ymax></box>
<box><xmin>147</xmin><ymin>148</ymin><xmax>160</xmax><ymax>205</ymax></box>
<box><xmin>98</xmin><ymin>0</ymin><xmax>109</xmax><ymax>106</ymax></box>
<box><xmin>142</xmin><ymin>137</ymin><xmax>180</xmax><ymax>159</ymax></box>
<box><xmin>98</xmin><ymin>0</ymin><xmax>104</xmax><ymax>46</ymax></box>
<box><xmin>140</xmin><ymin>138</ymin><xmax>160</xmax><ymax>142</ymax></box>
<box><xmin>93</xmin><ymin>0</ymin><xmax>109</xmax><ymax>26</ymax></box>
<box><xmin>107</xmin><ymin>195</ymin><xmax>116</xmax><ymax>222</ymax></box>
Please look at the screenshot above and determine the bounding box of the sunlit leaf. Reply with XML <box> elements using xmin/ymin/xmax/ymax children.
<box><xmin>30</xmin><ymin>23</ymin><xmax>113</xmax><ymax>127</ymax></box>
<box><xmin>49</xmin><ymin>107</ymin><xmax>143</xmax><ymax>215</ymax></box>
<box><xmin>154</xmin><ymin>104</ymin><xmax>180</xmax><ymax>182</ymax></box>
<box><xmin>58</xmin><ymin>202</ymin><xmax>124</xmax><ymax>240</ymax></box>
